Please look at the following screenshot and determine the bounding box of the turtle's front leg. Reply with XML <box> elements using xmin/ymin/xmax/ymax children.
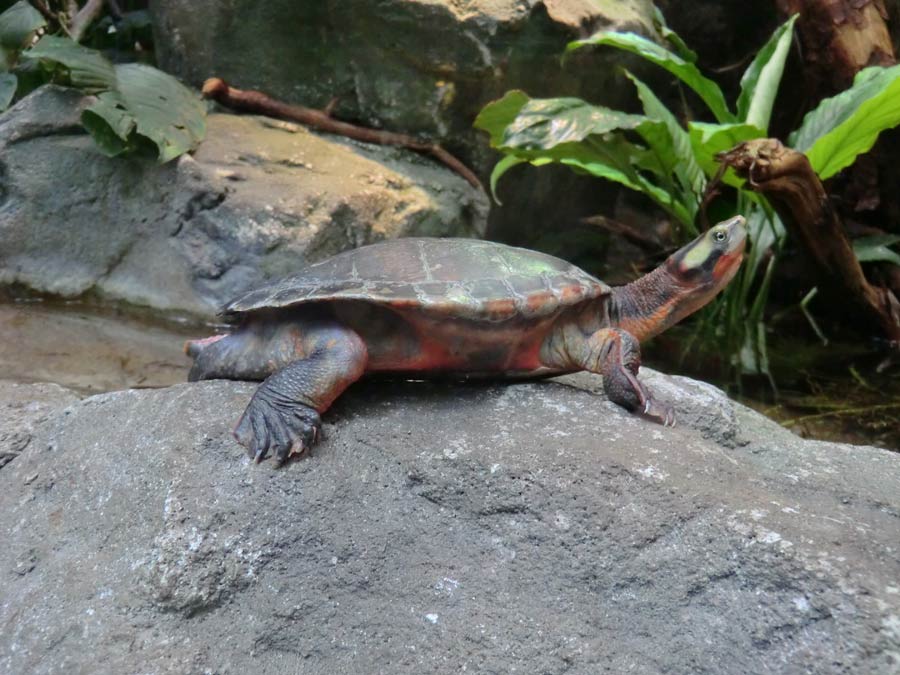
<box><xmin>547</xmin><ymin>326</ymin><xmax>675</xmax><ymax>426</ymax></box>
<box><xmin>235</xmin><ymin>322</ymin><xmax>368</xmax><ymax>464</ymax></box>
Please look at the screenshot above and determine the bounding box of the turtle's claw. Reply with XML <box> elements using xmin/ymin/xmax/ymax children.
<box><xmin>234</xmin><ymin>394</ymin><xmax>322</xmax><ymax>466</ymax></box>
<box><xmin>639</xmin><ymin>397</ymin><xmax>676</xmax><ymax>428</ymax></box>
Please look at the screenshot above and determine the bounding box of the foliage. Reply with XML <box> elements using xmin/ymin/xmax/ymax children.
<box><xmin>790</xmin><ymin>64</ymin><xmax>900</xmax><ymax>180</ymax></box>
<box><xmin>475</xmin><ymin>15</ymin><xmax>900</xmax><ymax>378</ymax></box>
<box><xmin>0</xmin><ymin>1</ymin><xmax>204</xmax><ymax>162</ymax></box>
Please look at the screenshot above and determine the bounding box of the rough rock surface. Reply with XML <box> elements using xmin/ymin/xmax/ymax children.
<box><xmin>0</xmin><ymin>381</ymin><xmax>79</xmax><ymax>469</ymax></box>
<box><xmin>1</xmin><ymin>372</ymin><xmax>898</xmax><ymax>674</ymax></box>
<box><xmin>0</xmin><ymin>87</ymin><xmax>488</xmax><ymax>317</ymax></box>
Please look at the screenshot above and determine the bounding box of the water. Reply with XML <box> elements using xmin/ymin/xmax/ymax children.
<box><xmin>1</xmin><ymin>297</ymin><xmax>897</xmax><ymax>450</ymax></box>
<box><xmin>0</xmin><ymin>298</ymin><xmax>199</xmax><ymax>393</ymax></box>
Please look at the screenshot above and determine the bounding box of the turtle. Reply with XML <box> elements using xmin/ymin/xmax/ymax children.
<box><xmin>187</xmin><ymin>215</ymin><xmax>747</xmax><ymax>465</ymax></box>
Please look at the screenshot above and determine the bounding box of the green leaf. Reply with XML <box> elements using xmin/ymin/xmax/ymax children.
<box><xmin>688</xmin><ymin>121</ymin><xmax>765</xmax><ymax>184</ymax></box>
<box><xmin>790</xmin><ymin>64</ymin><xmax>900</xmax><ymax>179</ymax></box>
<box><xmin>651</xmin><ymin>6</ymin><xmax>697</xmax><ymax>62</ymax></box>
<box><xmin>0</xmin><ymin>1</ymin><xmax>45</xmax><ymax>50</ymax></box>
<box><xmin>561</xmin><ymin>153</ymin><xmax>693</xmax><ymax>227</ymax></box>
<box><xmin>736</xmin><ymin>15</ymin><xmax>796</xmax><ymax>131</ymax></box>
<box><xmin>0</xmin><ymin>71</ymin><xmax>15</xmax><ymax>110</ymax></box>
<box><xmin>82</xmin><ymin>63</ymin><xmax>206</xmax><ymax>163</ymax></box>
<box><xmin>853</xmin><ymin>234</ymin><xmax>900</xmax><ymax>267</ymax></box>
<box><xmin>81</xmin><ymin>91</ymin><xmax>135</xmax><ymax>157</ymax></box>
<box><xmin>22</xmin><ymin>35</ymin><xmax>116</xmax><ymax>92</ymax></box>
<box><xmin>475</xmin><ymin>91</ymin><xmax>696</xmax><ymax>228</ymax></box>
<box><xmin>473</xmin><ymin>90</ymin><xmax>529</xmax><ymax>147</ymax></box>
<box><xmin>499</xmin><ymin>96</ymin><xmax>648</xmax><ymax>149</ymax></box>
<box><xmin>567</xmin><ymin>31</ymin><xmax>734</xmax><ymax>123</ymax></box>
<box><xmin>626</xmin><ymin>71</ymin><xmax>705</xmax><ymax>203</ymax></box>
<box><xmin>489</xmin><ymin>154</ymin><xmax>526</xmax><ymax>204</ymax></box>
<box><xmin>112</xmin><ymin>63</ymin><xmax>206</xmax><ymax>162</ymax></box>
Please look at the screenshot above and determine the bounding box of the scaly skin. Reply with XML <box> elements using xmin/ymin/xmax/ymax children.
<box><xmin>188</xmin><ymin>217</ymin><xmax>747</xmax><ymax>465</ymax></box>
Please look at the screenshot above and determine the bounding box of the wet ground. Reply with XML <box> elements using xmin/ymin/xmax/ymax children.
<box><xmin>1</xmin><ymin>298</ymin><xmax>898</xmax><ymax>450</ymax></box>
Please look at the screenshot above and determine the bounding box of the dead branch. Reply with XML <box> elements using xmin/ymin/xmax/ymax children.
<box><xmin>201</xmin><ymin>78</ymin><xmax>484</xmax><ymax>193</ymax></box>
<box><xmin>718</xmin><ymin>139</ymin><xmax>900</xmax><ymax>344</ymax></box>
<box><xmin>68</xmin><ymin>0</ymin><xmax>104</xmax><ymax>42</ymax></box>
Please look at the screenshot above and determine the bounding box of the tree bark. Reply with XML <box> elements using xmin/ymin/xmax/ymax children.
<box><xmin>776</xmin><ymin>0</ymin><xmax>895</xmax><ymax>94</ymax></box>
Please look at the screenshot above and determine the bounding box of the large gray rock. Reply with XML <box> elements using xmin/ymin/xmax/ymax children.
<box><xmin>1</xmin><ymin>372</ymin><xmax>898</xmax><ymax>674</ymax></box>
<box><xmin>0</xmin><ymin>87</ymin><xmax>488</xmax><ymax>317</ymax></box>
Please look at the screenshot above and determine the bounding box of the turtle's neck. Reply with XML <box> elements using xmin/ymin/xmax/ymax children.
<box><xmin>609</xmin><ymin>265</ymin><xmax>690</xmax><ymax>342</ymax></box>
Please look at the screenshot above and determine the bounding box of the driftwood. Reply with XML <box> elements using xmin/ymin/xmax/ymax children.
<box><xmin>201</xmin><ymin>78</ymin><xmax>483</xmax><ymax>192</ymax></box>
<box><xmin>718</xmin><ymin>139</ymin><xmax>900</xmax><ymax>344</ymax></box>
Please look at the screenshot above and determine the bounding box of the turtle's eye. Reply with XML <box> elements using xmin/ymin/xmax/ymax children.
<box><xmin>713</xmin><ymin>230</ymin><xmax>727</xmax><ymax>243</ymax></box>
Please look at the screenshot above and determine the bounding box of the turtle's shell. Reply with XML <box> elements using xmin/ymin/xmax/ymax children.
<box><xmin>225</xmin><ymin>238</ymin><xmax>610</xmax><ymax>322</ymax></box>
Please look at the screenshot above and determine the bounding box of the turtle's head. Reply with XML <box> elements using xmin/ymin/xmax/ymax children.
<box><xmin>611</xmin><ymin>216</ymin><xmax>747</xmax><ymax>342</ymax></box>
<box><xmin>668</xmin><ymin>215</ymin><xmax>747</xmax><ymax>292</ymax></box>
<box><xmin>659</xmin><ymin>215</ymin><xmax>747</xmax><ymax>329</ymax></box>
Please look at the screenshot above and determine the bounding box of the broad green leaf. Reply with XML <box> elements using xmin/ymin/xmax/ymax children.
<box><xmin>688</xmin><ymin>121</ymin><xmax>765</xmax><ymax>185</ymax></box>
<box><xmin>112</xmin><ymin>63</ymin><xmax>206</xmax><ymax>162</ymax></box>
<box><xmin>81</xmin><ymin>63</ymin><xmax>206</xmax><ymax>163</ymax></box>
<box><xmin>626</xmin><ymin>71</ymin><xmax>705</xmax><ymax>203</ymax></box>
<box><xmin>489</xmin><ymin>154</ymin><xmax>526</xmax><ymax>204</ymax></box>
<box><xmin>0</xmin><ymin>1</ymin><xmax>45</xmax><ymax>50</ymax></box>
<box><xmin>499</xmin><ymin>96</ymin><xmax>648</xmax><ymax>149</ymax></box>
<box><xmin>567</xmin><ymin>31</ymin><xmax>734</xmax><ymax>123</ymax></box>
<box><xmin>790</xmin><ymin>64</ymin><xmax>900</xmax><ymax>179</ymax></box>
<box><xmin>81</xmin><ymin>91</ymin><xmax>135</xmax><ymax>156</ymax></box>
<box><xmin>561</xmin><ymin>154</ymin><xmax>692</xmax><ymax>226</ymax></box>
<box><xmin>22</xmin><ymin>35</ymin><xmax>116</xmax><ymax>92</ymax></box>
<box><xmin>853</xmin><ymin>234</ymin><xmax>900</xmax><ymax>267</ymax></box>
<box><xmin>473</xmin><ymin>90</ymin><xmax>529</xmax><ymax>147</ymax></box>
<box><xmin>736</xmin><ymin>15</ymin><xmax>796</xmax><ymax>131</ymax></box>
<box><xmin>0</xmin><ymin>72</ymin><xmax>15</xmax><ymax>110</ymax></box>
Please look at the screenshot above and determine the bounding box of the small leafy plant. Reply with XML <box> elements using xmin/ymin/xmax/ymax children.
<box><xmin>475</xmin><ymin>13</ymin><xmax>900</xmax><ymax>377</ymax></box>
<box><xmin>0</xmin><ymin>0</ymin><xmax>205</xmax><ymax>162</ymax></box>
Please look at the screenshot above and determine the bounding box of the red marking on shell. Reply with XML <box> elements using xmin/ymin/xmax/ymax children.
<box><xmin>526</xmin><ymin>291</ymin><xmax>557</xmax><ymax>313</ymax></box>
<box><xmin>557</xmin><ymin>285</ymin><xmax>585</xmax><ymax>303</ymax></box>
<box><xmin>483</xmin><ymin>298</ymin><xmax>518</xmax><ymax>319</ymax></box>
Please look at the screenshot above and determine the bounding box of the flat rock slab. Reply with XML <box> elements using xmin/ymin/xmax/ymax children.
<box><xmin>0</xmin><ymin>87</ymin><xmax>487</xmax><ymax>318</ymax></box>
<box><xmin>1</xmin><ymin>374</ymin><xmax>898</xmax><ymax>674</ymax></box>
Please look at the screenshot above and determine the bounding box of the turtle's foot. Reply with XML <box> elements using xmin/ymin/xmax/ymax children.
<box><xmin>639</xmin><ymin>397</ymin><xmax>676</xmax><ymax>427</ymax></box>
<box><xmin>234</xmin><ymin>394</ymin><xmax>322</xmax><ymax>466</ymax></box>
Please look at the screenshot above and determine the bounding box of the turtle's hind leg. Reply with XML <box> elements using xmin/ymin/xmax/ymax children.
<box><xmin>234</xmin><ymin>320</ymin><xmax>368</xmax><ymax>465</ymax></box>
<box><xmin>187</xmin><ymin>320</ymin><xmax>308</xmax><ymax>383</ymax></box>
